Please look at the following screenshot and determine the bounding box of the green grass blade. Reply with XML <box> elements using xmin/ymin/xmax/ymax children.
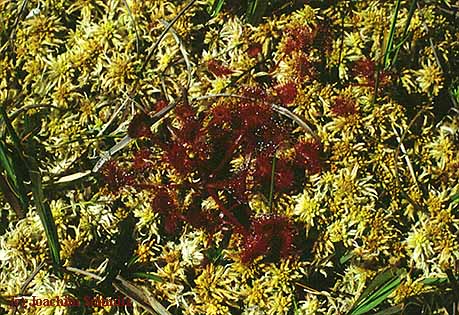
<box><xmin>422</xmin><ymin>277</ymin><xmax>448</xmax><ymax>285</ymax></box>
<box><xmin>0</xmin><ymin>172</ymin><xmax>23</xmax><ymax>217</ymax></box>
<box><xmin>0</xmin><ymin>141</ymin><xmax>16</xmax><ymax>186</ymax></box>
<box><xmin>209</xmin><ymin>0</ymin><xmax>226</xmax><ymax>17</ymax></box>
<box><xmin>0</xmin><ymin>103</ymin><xmax>22</xmax><ymax>150</ymax></box>
<box><xmin>450</xmin><ymin>192</ymin><xmax>459</xmax><ymax>204</ymax></box>
<box><xmin>383</xmin><ymin>0</ymin><xmax>402</xmax><ymax>69</ymax></box>
<box><xmin>0</xmin><ymin>98</ymin><xmax>30</xmax><ymax>215</ymax></box>
<box><xmin>28</xmin><ymin>157</ymin><xmax>61</xmax><ymax>275</ymax></box>
<box><xmin>0</xmin><ymin>140</ymin><xmax>29</xmax><ymax>213</ymax></box>
<box><xmin>390</xmin><ymin>0</ymin><xmax>418</xmax><ymax>68</ymax></box>
<box><xmin>121</xmin><ymin>0</ymin><xmax>140</xmax><ymax>54</ymax></box>
<box><xmin>352</xmin><ymin>268</ymin><xmax>398</xmax><ymax>307</ymax></box>
<box><xmin>246</xmin><ymin>0</ymin><xmax>267</xmax><ymax>24</ymax></box>
<box><xmin>350</xmin><ymin>276</ymin><xmax>402</xmax><ymax>315</ymax></box>
<box><xmin>349</xmin><ymin>268</ymin><xmax>405</xmax><ymax>315</ymax></box>
<box><xmin>131</xmin><ymin>272</ymin><xmax>164</xmax><ymax>283</ymax></box>
<box><xmin>339</xmin><ymin>251</ymin><xmax>354</xmax><ymax>265</ymax></box>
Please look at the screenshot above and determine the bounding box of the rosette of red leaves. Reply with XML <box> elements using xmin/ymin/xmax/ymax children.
<box><xmin>101</xmin><ymin>85</ymin><xmax>322</xmax><ymax>263</ymax></box>
<box><xmin>240</xmin><ymin>214</ymin><xmax>297</xmax><ymax>263</ymax></box>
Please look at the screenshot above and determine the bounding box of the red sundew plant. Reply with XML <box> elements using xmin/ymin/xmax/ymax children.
<box><xmin>292</xmin><ymin>52</ymin><xmax>316</xmax><ymax>80</ymax></box>
<box><xmin>100</xmin><ymin>160</ymin><xmax>134</xmax><ymax>193</ymax></box>
<box><xmin>247</xmin><ymin>43</ymin><xmax>262</xmax><ymax>58</ymax></box>
<box><xmin>240</xmin><ymin>214</ymin><xmax>297</xmax><ymax>263</ymax></box>
<box><xmin>132</xmin><ymin>148</ymin><xmax>154</xmax><ymax>172</ymax></box>
<box><xmin>101</xmin><ymin>83</ymin><xmax>322</xmax><ymax>263</ymax></box>
<box><xmin>353</xmin><ymin>58</ymin><xmax>390</xmax><ymax>88</ymax></box>
<box><xmin>274</xmin><ymin>81</ymin><xmax>298</xmax><ymax>105</ymax></box>
<box><xmin>127</xmin><ymin>112</ymin><xmax>153</xmax><ymax>138</ymax></box>
<box><xmin>206</xmin><ymin>59</ymin><xmax>235</xmax><ymax>77</ymax></box>
<box><xmin>331</xmin><ymin>96</ymin><xmax>358</xmax><ymax>117</ymax></box>
<box><xmin>282</xmin><ymin>25</ymin><xmax>315</xmax><ymax>54</ymax></box>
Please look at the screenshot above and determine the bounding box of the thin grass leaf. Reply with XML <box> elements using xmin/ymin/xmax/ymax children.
<box><xmin>53</xmin><ymin>171</ymin><xmax>91</xmax><ymax>185</ymax></box>
<box><xmin>140</xmin><ymin>0</ymin><xmax>198</xmax><ymax>73</ymax></box>
<box><xmin>8</xmin><ymin>0</ymin><xmax>28</xmax><ymax>44</ymax></box>
<box><xmin>422</xmin><ymin>277</ymin><xmax>448</xmax><ymax>285</ymax></box>
<box><xmin>246</xmin><ymin>0</ymin><xmax>267</xmax><ymax>24</ymax></box>
<box><xmin>0</xmin><ymin>141</ymin><xmax>28</xmax><ymax>215</ymax></box>
<box><xmin>352</xmin><ymin>268</ymin><xmax>401</xmax><ymax>307</ymax></box>
<box><xmin>383</xmin><ymin>0</ymin><xmax>402</xmax><ymax>69</ymax></box>
<box><xmin>93</xmin><ymin>96</ymin><xmax>177</xmax><ymax>173</ymax></box>
<box><xmin>339</xmin><ymin>251</ymin><xmax>354</xmax><ymax>265</ymax></box>
<box><xmin>121</xmin><ymin>0</ymin><xmax>140</xmax><ymax>54</ymax></box>
<box><xmin>131</xmin><ymin>272</ymin><xmax>164</xmax><ymax>283</ymax></box>
<box><xmin>0</xmin><ymin>98</ymin><xmax>30</xmax><ymax>216</ymax></box>
<box><xmin>0</xmin><ymin>100</ymin><xmax>23</xmax><ymax>150</ymax></box>
<box><xmin>28</xmin><ymin>156</ymin><xmax>61</xmax><ymax>275</ymax></box>
<box><xmin>209</xmin><ymin>0</ymin><xmax>225</xmax><ymax>17</ymax></box>
<box><xmin>350</xmin><ymin>277</ymin><xmax>401</xmax><ymax>315</ymax></box>
<box><xmin>158</xmin><ymin>19</ymin><xmax>192</xmax><ymax>90</ymax></box>
<box><xmin>450</xmin><ymin>192</ymin><xmax>459</xmax><ymax>204</ymax></box>
<box><xmin>293</xmin><ymin>295</ymin><xmax>299</xmax><ymax>315</ymax></box>
<box><xmin>19</xmin><ymin>261</ymin><xmax>46</xmax><ymax>293</ymax></box>
<box><xmin>390</xmin><ymin>0</ymin><xmax>418</xmax><ymax>68</ymax></box>
<box><xmin>348</xmin><ymin>268</ymin><xmax>405</xmax><ymax>315</ymax></box>
<box><xmin>12</xmin><ymin>261</ymin><xmax>47</xmax><ymax>315</ymax></box>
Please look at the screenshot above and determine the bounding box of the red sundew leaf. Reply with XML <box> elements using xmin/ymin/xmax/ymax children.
<box><xmin>151</xmin><ymin>189</ymin><xmax>184</xmax><ymax>235</ymax></box>
<box><xmin>132</xmin><ymin>149</ymin><xmax>153</xmax><ymax>171</ymax></box>
<box><xmin>190</xmin><ymin>133</ymin><xmax>212</xmax><ymax>166</ymax></box>
<box><xmin>229</xmin><ymin>202</ymin><xmax>252</xmax><ymax>231</ymax></box>
<box><xmin>331</xmin><ymin>96</ymin><xmax>358</xmax><ymax>117</ymax></box>
<box><xmin>239</xmin><ymin>101</ymin><xmax>272</xmax><ymax>130</ymax></box>
<box><xmin>164</xmin><ymin>211</ymin><xmax>182</xmax><ymax>235</ymax></box>
<box><xmin>241</xmin><ymin>234</ymin><xmax>269</xmax><ymax>263</ymax></box>
<box><xmin>294</xmin><ymin>140</ymin><xmax>322</xmax><ymax>174</ymax></box>
<box><xmin>226</xmin><ymin>171</ymin><xmax>250</xmax><ymax>202</ymax></box>
<box><xmin>313</xmin><ymin>22</ymin><xmax>333</xmax><ymax>53</ymax></box>
<box><xmin>100</xmin><ymin>160</ymin><xmax>134</xmax><ymax>192</ymax></box>
<box><xmin>208</xmin><ymin>170</ymin><xmax>251</xmax><ymax>203</ymax></box>
<box><xmin>254</xmin><ymin>153</ymin><xmax>273</xmax><ymax>181</ymax></box>
<box><xmin>185</xmin><ymin>205</ymin><xmax>222</xmax><ymax>235</ymax></box>
<box><xmin>165</xmin><ymin>143</ymin><xmax>193</xmax><ymax>175</ymax></box>
<box><xmin>353</xmin><ymin>58</ymin><xmax>375</xmax><ymax>81</ymax></box>
<box><xmin>241</xmin><ymin>85</ymin><xmax>268</xmax><ymax>101</ymax></box>
<box><xmin>154</xmin><ymin>99</ymin><xmax>168</xmax><ymax>112</ymax></box>
<box><xmin>173</xmin><ymin>102</ymin><xmax>203</xmax><ymax>145</ymax></box>
<box><xmin>247</xmin><ymin>43</ymin><xmax>262</xmax><ymax>58</ymax></box>
<box><xmin>293</xmin><ymin>52</ymin><xmax>316</xmax><ymax>80</ymax></box>
<box><xmin>210</xmin><ymin>103</ymin><xmax>233</xmax><ymax>126</ymax></box>
<box><xmin>151</xmin><ymin>188</ymin><xmax>176</xmax><ymax>214</ymax></box>
<box><xmin>352</xmin><ymin>58</ymin><xmax>390</xmax><ymax>88</ymax></box>
<box><xmin>240</xmin><ymin>214</ymin><xmax>297</xmax><ymax>263</ymax></box>
<box><xmin>282</xmin><ymin>26</ymin><xmax>315</xmax><ymax>54</ymax></box>
<box><xmin>274</xmin><ymin>82</ymin><xmax>297</xmax><ymax>105</ymax></box>
<box><xmin>207</xmin><ymin>59</ymin><xmax>235</xmax><ymax>77</ymax></box>
<box><xmin>253</xmin><ymin>154</ymin><xmax>295</xmax><ymax>192</ymax></box>
<box><xmin>127</xmin><ymin>113</ymin><xmax>152</xmax><ymax>138</ymax></box>
<box><xmin>274</xmin><ymin>160</ymin><xmax>295</xmax><ymax>192</ymax></box>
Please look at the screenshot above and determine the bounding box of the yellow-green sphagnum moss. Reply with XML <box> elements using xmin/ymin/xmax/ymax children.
<box><xmin>0</xmin><ymin>0</ymin><xmax>458</xmax><ymax>314</ymax></box>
